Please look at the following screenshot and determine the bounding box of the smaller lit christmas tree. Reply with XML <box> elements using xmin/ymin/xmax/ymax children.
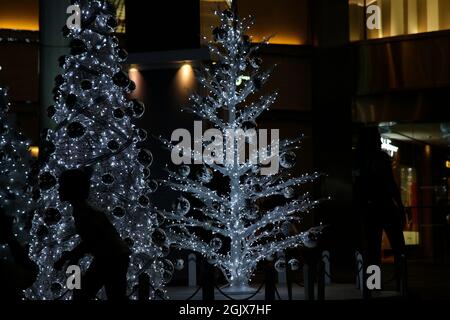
<box><xmin>0</xmin><ymin>86</ymin><xmax>33</xmax><ymax>239</ymax></box>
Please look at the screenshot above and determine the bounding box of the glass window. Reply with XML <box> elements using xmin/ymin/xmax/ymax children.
<box><xmin>349</xmin><ymin>0</ymin><xmax>450</xmax><ymax>41</ymax></box>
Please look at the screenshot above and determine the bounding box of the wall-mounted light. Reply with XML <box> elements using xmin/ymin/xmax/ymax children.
<box><xmin>446</xmin><ymin>160</ymin><xmax>450</xmax><ymax>169</ymax></box>
<box><xmin>29</xmin><ymin>146</ymin><xmax>39</xmax><ymax>158</ymax></box>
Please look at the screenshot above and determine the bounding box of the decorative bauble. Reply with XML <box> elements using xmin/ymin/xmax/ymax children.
<box><xmin>253</xmin><ymin>77</ymin><xmax>263</xmax><ymax>91</ymax></box>
<box><xmin>281</xmin><ymin>221</ymin><xmax>291</xmax><ymax>236</ymax></box>
<box><xmin>65</xmin><ymin>93</ymin><xmax>77</xmax><ymax>109</ymax></box>
<box><xmin>42</xmin><ymin>141</ymin><xmax>56</xmax><ymax>156</ymax></box>
<box><xmin>136</xmin><ymin>128</ymin><xmax>147</xmax><ymax>141</ymax></box>
<box><xmin>51</xmin><ymin>282</ymin><xmax>63</xmax><ymax>294</ymax></box>
<box><xmin>106</xmin><ymin>17</ymin><xmax>118</xmax><ymax>29</ymax></box>
<box><xmin>280</xmin><ymin>151</ymin><xmax>296</xmax><ymax>169</ymax></box>
<box><xmin>304</xmin><ymin>232</ymin><xmax>318</xmax><ymax>248</ymax></box>
<box><xmin>80</xmin><ymin>80</ymin><xmax>92</xmax><ymax>90</ymax></box>
<box><xmin>67</xmin><ymin>122</ymin><xmax>85</xmax><ymax>138</ymax></box>
<box><xmin>275</xmin><ymin>259</ymin><xmax>286</xmax><ymax>273</ymax></box>
<box><xmin>118</xmin><ymin>48</ymin><xmax>128</xmax><ymax>61</ymax></box>
<box><xmin>139</xmin><ymin>195</ymin><xmax>150</xmax><ymax>207</ymax></box>
<box><xmin>210</xmin><ymin>238</ymin><xmax>222</xmax><ymax>251</ymax></box>
<box><xmin>113</xmin><ymin>108</ymin><xmax>125</xmax><ymax>119</ymax></box>
<box><xmin>58</xmin><ymin>55</ymin><xmax>67</xmax><ymax>68</ymax></box>
<box><xmin>112</xmin><ymin>71</ymin><xmax>130</xmax><ymax>87</ymax></box>
<box><xmin>147</xmin><ymin>180</ymin><xmax>158</xmax><ymax>193</ymax></box>
<box><xmin>47</xmin><ymin>105</ymin><xmax>56</xmax><ymax>118</ymax></box>
<box><xmin>137</xmin><ymin>149</ymin><xmax>153</xmax><ymax>166</ymax></box>
<box><xmin>241</xmin><ymin>120</ymin><xmax>257</xmax><ymax>131</ymax></box>
<box><xmin>112</xmin><ymin>206</ymin><xmax>126</xmax><ymax>218</ymax></box>
<box><xmin>44</xmin><ymin>208</ymin><xmax>61</xmax><ymax>225</ymax></box>
<box><xmin>70</xmin><ymin>39</ymin><xmax>87</xmax><ymax>55</ymax></box>
<box><xmin>223</xmin><ymin>9</ymin><xmax>234</xmax><ymax>18</ymax></box>
<box><xmin>101</xmin><ymin>173</ymin><xmax>114</xmax><ymax>185</ymax></box>
<box><xmin>196</xmin><ymin>167</ymin><xmax>213</xmax><ymax>183</ymax></box>
<box><xmin>131</xmin><ymin>99</ymin><xmax>145</xmax><ymax>118</ymax></box>
<box><xmin>283</xmin><ymin>187</ymin><xmax>295</xmax><ymax>199</ymax></box>
<box><xmin>124</xmin><ymin>237</ymin><xmax>134</xmax><ymax>247</ymax></box>
<box><xmin>151</xmin><ymin>228</ymin><xmax>167</xmax><ymax>247</ymax></box>
<box><xmin>266</xmin><ymin>255</ymin><xmax>275</xmax><ymax>262</ymax></box>
<box><xmin>36</xmin><ymin>225</ymin><xmax>49</xmax><ymax>240</ymax></box>
<box><xmin>250</xmin><ymin>57</ymin><xmax>263</xmax><ymax>69</ymax></box>
<box><xmin>175</xmin><ymin>259</ymin><xmax>184</xmax><ymax>271</ymax></box>
<box><xmin>143</xmin><ymin>167</ymin><xmax>151</xmax><ymax>178</ymax></box>
<box><xmin>178</xmin><ymin>165</ymin><xmax>190</xmax><ymax>177</ymax></box>
<box><xmin>174</xmin><ymin>196</ymin><xmax>190</xmax><ymax>215</ymax></box>
<box><xmin>161</xmin><ymin>245</ymin><xmax>170</xmax><ymax>257</ymax></box>
<box><xmin>212</xmin><ymin>27</ymin><xmax>226</xmax><ymax>41</ymax></box>
<box><xmin>288</xmin><ymin>258</ymin><xmax>300</xmax><ymax>271</ymax></box>
<box><xmin>39</xmin><ymin>172</ymin><xmax>56</xmax><ymax>190</ymax></box>
<box><xmin>107</xmin><ymin>140</ymin><xmax>120</xmax><ymax>151</ymax></box>
<box><xmin>54</xmin><ymin>74</ymin><xmax>65</xmax><ymax>86</ymax></box>
<box><xmin>32</xmin><ymin>189</ymin><xmax>41</xmax><ymax>201</ymax></box>
<box><xmin>163</xmin><ymin>259</ymin><xmax>174</xmax><ymax>274</ymax></box>
<box><xmin>127</xmin><ymin>80</ymin><xmax>136</xmax><ymax>92</ymax></box>
<box><xmin>62</xmin><ymin>25</ymin><xmax>70</xmax><ymax>37</ymax></box>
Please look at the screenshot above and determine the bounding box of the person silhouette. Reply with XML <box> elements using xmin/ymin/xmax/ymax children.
<box><xmin>0</xmin><ymin>208</ymin><xmax>39</xmax><ymax>300</ymax></box>
<box><xmin>54</xmin><ymin>169</ymin><xmax>131</xmax><ymax>300</ymax></box>
<box><xmin>354</xmin><ymin>127</ymin><xmax>406</xmax><ymax>289</ymax></box>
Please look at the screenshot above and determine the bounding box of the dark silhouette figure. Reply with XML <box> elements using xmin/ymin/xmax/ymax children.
<box><xmin>354</xmin><ymin>127</ymin><xmax>406</xmax><ymax>289</ymax></box>
<box><xmin>0</xmin><ymin>208</ymin><xmax>39</xmax><ymax>300</ymax></box>
<box><xmin>54</xmin><ymin>169</ymin><xmax>131</xmax><ymax>300</ymax></box>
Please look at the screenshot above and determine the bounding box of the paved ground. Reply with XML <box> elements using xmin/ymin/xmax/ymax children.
<box><xmin>165</xmin><ymin>260</ymin><xmax>450</xmax><ymax>300</ymax></box>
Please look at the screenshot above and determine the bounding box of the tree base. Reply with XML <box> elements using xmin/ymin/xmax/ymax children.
<box><xmin>220</xmin><ymin>284</ymin><xmax>257</xmax><ymax>295</ymax></box>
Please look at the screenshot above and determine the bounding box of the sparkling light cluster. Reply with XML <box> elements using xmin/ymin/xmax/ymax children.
<box><xmin>27</xmin><ymin>0</ymin><xmax>169</xmax><ymax>300</ymax></box>
<box><xmin>162</xmin><ymin>9</ymin><xmax>324</xmax><ymax>288</ymax></box>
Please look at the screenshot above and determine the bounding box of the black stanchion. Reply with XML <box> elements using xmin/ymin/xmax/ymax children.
<box><xmin>317</xmin><ymin>260</ymin><xmax>325</xmax><ymax>301</ymax></box>
<box><xmin>265</xmin><ymin>262</ymin><xmax>276</xmax><ymax>301</ymax></box>
<box><xmin>138</xmin><ymin>273</ymin><xmax>150</xmax><ymax>301</ymax></box>
<box><xmin>202</xmin><ymin>259</ymin><xmax>215</xmax><ymax>301</ymax></box>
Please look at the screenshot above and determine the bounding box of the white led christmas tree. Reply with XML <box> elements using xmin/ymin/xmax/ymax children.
<box><xmin>0</xmin><ymin>87</ymin><xmax>32</xmax><ymax>239</ymax></box>
<box><xmin>161</xmin><ymin>8</ymin><xmax>324</xmax><ymax>290</ymax></box>
<box><xmin>27</xmin><ymin>0</ymin><xmax>169</xmax><ymax>299</ymax></box>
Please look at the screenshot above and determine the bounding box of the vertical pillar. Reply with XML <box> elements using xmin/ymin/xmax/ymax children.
<box><xmin>39</xmin><ymin>0</ymin><xmax>70</xmax><ymax>131</ymax></box>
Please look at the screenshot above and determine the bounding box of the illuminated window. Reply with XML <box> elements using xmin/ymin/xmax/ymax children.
<box><xmin>110</xmin><ymin>0</ymin><xmax>126</xmax><ymax>33</ymax></box>
<box><xmin>349</xmin><ymin>0</ymin><xmax>450</xmax><ymax>41</ymax></box>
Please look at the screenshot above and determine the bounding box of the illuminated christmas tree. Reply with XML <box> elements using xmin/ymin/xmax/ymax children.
<box><xmin>28</xmin><ymin>0</ymin><xmax>169</xmax><ymax>299</ymax></box>
<box><xmin>0</xmin><ymin>86</ymin><xmax>32</xmax><ymax>239</ymax></box>
<box><xmin>161</xmin><ymin>8</ymin><xmax>324</xmax><ymax>290</ymax></box>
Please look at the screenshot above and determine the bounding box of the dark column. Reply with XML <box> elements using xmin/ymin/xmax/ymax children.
<box><xmin>310</xmin><ymin>0</ymin><xmax>354</xmax><ymax>264</ymax></box>
<box><xmin>39</xmin><ymin>0</ymin><xmax>70</xmax><ymax>131</ymax></box>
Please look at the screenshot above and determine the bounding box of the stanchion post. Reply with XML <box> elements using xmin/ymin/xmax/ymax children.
<box><xmin>202</xmin><ymin>259</ymin><xmax>215</xmax><ymax>301</ymax></box>
<box><xmin>265</xmin><ymin>262</ymin><xmax>276</xmax><ymax>301</ymax></box>
<box><xmin>303</xmin><ymin>264</ymin><xmax>315</xmax><ymax>300</ymax></box>
<box><xmin>317</xmin><ymin>260</ymin><xmax>325</xmax><ymax>301</ymax></box>
<box><xmin>188</xmin><ymin>253</ymin><xmax>197</xmax><ymax>287</ymax></box>
<box><xmin>138</xmin><ymin>273</ymin><xmax>150</xmax><ymax>301</ymax></box>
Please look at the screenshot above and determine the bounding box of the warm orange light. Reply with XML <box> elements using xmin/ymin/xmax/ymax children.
<box><xmin>180</xmin><ymin>64</ymin><xmax>193</xmax><ymax>81</ymax></box>
<box><xmin>0</xmin><ymin>20</ymin><xmax>39</xmax><ymax>31</ymax></box>
<box><xmin>446</xmin><ymin>160</ymin><xmax>450</xmax><ymax>169</ymax></box>
<box><xmin>250</xmin><ymin>35</ymin><xmax>305</xmax><ymax>46</ymax></box>
<box><xmin>128</xmin><ymin>67</ymin><xmax>144</xmax><ymax>100</ymax></box>
<box><xmin>29</xmin><ymin>146</ymin><xmax>39</xmax><ymax>158</ymax></box>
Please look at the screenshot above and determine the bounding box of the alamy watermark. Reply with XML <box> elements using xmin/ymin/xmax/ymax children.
<box><xmin>171</xmin><ymin>121</ymin><xmax>280</xmax><ymax>176</ymax></box>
